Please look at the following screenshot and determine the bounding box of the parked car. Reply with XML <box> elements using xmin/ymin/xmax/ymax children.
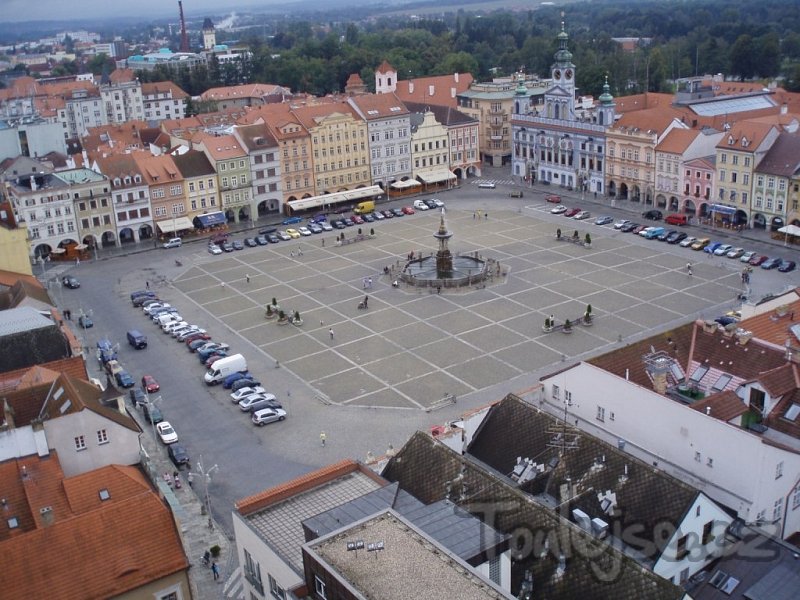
<box><xmin>244</xmin><ymin>237</ymin><xmax>258</xmax><ymax>247</ymax></box>
<box><xmin>239</xmin><ymin>393</ymin><xmax>281</xmax><ymax>412</ymax></box>
<box><xmin>129</xmin><ymin>388</ymin><xmax>146</xmax><ymax>407</ymax></box>
<box><xmin>778</xmin><ymin>260</ymin><xmax>796</xmax><ymax>272</ymax></box>
<box><xmin>308</xmin><ymin>223</ymin><xmax>323</xmax><ymax>234</ymax></box>
<box><xmin>177</xmin><ymin>329</ymin><xmax>209</xmax><ymax>342</ymax></box>
<box><xmin>62</xmin><ymin>275</ymin><xmax>80</xmax><ymax>289</ymax></box>
<box><xmin>282</xmin><ymin>216</ymin><xmax>303</xmax><ymax>225</ymax></box>
<box><xmin>222</xmin><ymin>242</ymin><xmax>234</xmax><ymax>252</ymax></box>
<box><xmin>115</xmin><ymin>370</ymin><xmax>134</xmax><ymax>388</ymax></box>
<box><xmin>156</xmin><ymin>421</ymin><xmax>178</xmax><ymax>444</ymax></box>
<box><xmin>760</xmin><ymin>257</ymin><xmax>782</xmax><ymax>269</ymax></box>
<box><xmin>143</xmin><ymin>403</ymin><xmax>163</xmax><ymax>424</ymax></box>
<box><xmin>351</xmin><ymin>215</ymin><xmax>364</xmax><ymax>225</ymax></box>
<box><xmin>252</xmin><ymin>407</ymin><xmax>287</xmax><ymax>426</ymax></box>
<box><xmin>372</xmin><ymin>211</ymin><xmax>386</xmax><ymax>220</ymax></box>
<box><xmin>703</xmin><ymin>241</ymin><xmax>723</xmax><ymax>254</ymax></box>
<box><xmin>232</xmin><ymin>240</ymin><xmax>245</xmax><ymax>250</ymax></box>
<box><xmin>413</xmin><ymin>199</ymin><xmax>430</xmax><ymax>211</ymax></box>
<box><xmin>478</xmin><ymin>181</ymin><xmax>496</xmax><ymax>189</ymax></box>
<box><xmin>362</xmin><ymin>212</ymin><xmax>376</xmax><ymax>222</ymax></box>
<box><xmin>298</xmin><ymin>226</ymin><xmax>312</xmax><ymax>236</ymax></box>
<box><xmin>642</xmin><ymin>209</ymin><xmax>663</xmax><ymax>221</ymax></box>
<box><xmin>594</xmin><ymin>216</ymin><xmax>613</xmax><ymax>225</ymax></box>
<box><xmin>545</xmin><ymin>194</ymin><xmax>561</xmax><ymax>203</ymax></box>
<box><xmin>230</xmin><ymin>378</ymin><xmax>260</xmax><ymax>392</ymax></box>
<box><xmin>573</xmin><ymin>210</ymin><xmax>591</xmax><ymax>220</ymax></box>
<box><xmin>679</xmin><ymin>236</ymin><xmax>697</xmax><ymax>248</ymax></box>
<box><xmin>208</xmin><ymin>244</ymin><xmax>223</xmax><ymax>255</ymax></box>
<box><xmin>739</xmin><ymin>251</ymin><xmax>757</xmax><ymax>263</ymax></box>
<box><xmin>142</xmin><ymin>374</ymin><xmax>160</xmax><ymax>393</ymax></box>
<box><xmin>749</xmin><ymin>255</ymin><xmax>769</xmax><ymax>266</ymax></box>
<box><xmin>223</xmin><ymin>372</ymin><xmax>251</xmax><ymax>389</ymax></box>
<box><xmin>320</xmin><ymin>221</ymin><xmax>334</xmax><ymax>231</ymax></box>
<box><xmin>381</xmin><ymin>210</ymin><xmax>394</xmax><ymax>219</ymax></box>
<box><xmin>563</xmin><ymin>207</ymin><xmax>581</xmax><ymax>217</ymax></box>
<box><xmin>666</xmin><ymin>231</ymin><xmax>687</xmax><ymax>244</ymax></box>
<box><xmin>632</xmin><ymin>225</ymin><xmax>650</xmax><ymax>235</ymax></box>
<box><xmin>391</xmin><ymin>208</ymin><xmax>405</xmax><ymax>217</ymax></box>
<box><xmin>168</xmin><ymin>443</ymin><xmax>191</xmax><ymax>469</ymax></box>
<box><xmin>231</xmin><ymin>386</ymin><xmax>267</xmax><ymax>402</ymax></box>
<box><xmin>255</xmin><ymin>235</ymin><xmax>269</xmax><ymax>245</ymax></box>
<box><xmin>613</xmin><ymin>219</ymin><xmax>631</xmax><ymax>229</ymax></box>
<box><xmin>713</xmin><ymin>244</ymin><xmax>734</xmax><ymax>256</ymax></box>
<box><xmin>402</xmin><ymin>206</ymin><xmax>416</xmax><ymax>215</ymax></box>
<box><xmin>656</xmin><ymin>229</ymin><xmax>676</xmax><ymax>241</ymax></box>
<box><xmin>620</xmin><ymin>222</ymin><xmax>639</xmax><ymax>233</ymax></box>
<box><xmin>726</xmin><ymin>247</ymin><xmax>745</xmax><ymax>259</ymax></box>
<box><xmin>188</xmin><ymin>338</ymin><xmax>212</xmax><ymax>352</ymax></box>
<box><xmin>267</xmin><ymin>233</ymin><xmax>281</xmax><ymax>243</ymax></box>
<box><xmin>691</xmin><ymin>238</ymin><xmax>711</xmax><ymax>251</ymax></box>
<box><xmin>274</xmin><ymin>231</ymin><xmax>289</xmax><ymax>241</ymax></box>
<box><xmin>205</xmin><ymin>354</ymin><xmax>228</xmax><ymax>368</ymax></box>
<box><xmin>550</xmin><ymin>205</ymin><xmax>568</xmax><ymax>214</ymax></box>
<box><xmin>79</xmin><ymin>315</ymin><xmax>93</xmax><ymax>328</ymax></box>
<box><xmin>429</xmin><ymin>198</ymin><xmax>445</xmax><ymax>208</ymax></box>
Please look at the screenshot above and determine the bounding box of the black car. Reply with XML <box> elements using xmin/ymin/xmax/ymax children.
<box><xmin>188</xmin><ymin>338</ymin><xmax>210</xmax><ymax>352</ymax></box>
<box><xmin>392</xmin><ymin>207</ymin><xmax>405</xmax><ymax>217</ymax></box>
<box><xmin>222</xmin><ymin>242</ymin><xmax>234</xmax><ymax>252</ymax></box>
<box><xmin>778</xmin><ymin>260</ymin><xmax>796</xmax><ymax>273</ymax></box>
<box><xmin>343</xmin><ymin>217</ymin><xmax>355</xmax><ymax>227</ymax></box>
<box><xmin>168</xmin><ymin>443</ymin><xmax>191</xmax><ymax>469</ymax></box>
<box><xmin>332</xmin><ymin>219</ymin><xmax>346</xmax><ymax>229</ymax></box>
<box><xmin>129</xmin><ymin>388</ymin><xmax>147</xmax><ymax>407</ymax></box>
<box><xmin>244</xmin><ymin>237</ymin><xmax>258</xmax><ymax>247</ymax></box>
<box><xmin>619</xmin><ymin>222</ymin><xmax>638</xmax><ymax>233</ymax></box>
<box><xmin>62</xmin><ymin>275</ymin><xmax>80</xmax><ymax>289</ymax></box>
<box><xmin>230</xmin><ymin>378</ymin><xmax>261</xmax><ymax>392</ymax></box>
<box><xmin>424</xmin><ymin>199</ymin><xmax>438</xmax><ymax>209</ymax></box>
<box><xmin>362</xmin><ymin>212</ymin><xmax>376</xmax><ymax>222</ymax></box>
<box><xmin>642</xmin><ymin>209</ymin><xmax>663</xmax><ymax>220</ymax></box>
<box><xmin>382</xmin><ymin>209</ymin><xmax>394</xmax><ymax>219</ymax></box>
<box><xmin>143</xmin><ymin>403</ymin><xmax>163</xmax><ymax>424</ymax></box>
<box><xmin>259</xmin><ymin>227</ymin><xmax>277</xmax><ymax>235</ymax></box>
<box><xmin>657</xmin><ymin>229</ymin><xmax>676</xmax><ymax>242</ymax></box>
<box><xmin>255</xmin><ymin>235</ymin><xmax>269</xmax><ymax>245</ymax></box>
<box><xmin>667</xmin><ymin>231</ymin><xmax>687</xmax><ymax>244</ymax></box>
<box><xmin>715</xmin><ymin>316</ymin><xmax>738</xmax><ymax>327</ymax></box>
<box><xmin>267</xmin><ymin>233</ymin><xmax>280</xmax><ymax>243</ymax></box>
<box><xmin>232</xmin><ymin>240</ymin><xmax>245</xmax><ymax>250</ymax></box>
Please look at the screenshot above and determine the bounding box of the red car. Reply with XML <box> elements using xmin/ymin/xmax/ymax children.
<box><xmin>749</xmin><ymin>254</ymin><xmax>769</xmax><ymax>266</ymax></box>
<box><xmin>205</xmin><ymin>355</ymin><xmax>226</xmax><ymax>368</ymax></box>
<box><xmin>351</xmin><ymin>215</ymin><xmax>364</xmax><ymax>225</ymax></box>
<box><xmin>183</xmin><ymin>331</ymin><xmax>211</xmax><ymax>345</ymax></box>
<box><xmin>142</xmin><ymin>375</ymin><xmax>160</xmax><ymax>393</ymax></box>
<box><xmin>545</xmin><ymin>194</ymin><xmax>561</xmax><ymax>203</ymax></box>
<box><xmin>402</xmin><ymin>206</ymin><xmax>416</xmax><ymax>215</ymax></box>
<box><xmin>564</xmin><ymin>207</ymin><xmax>581</xmax><ymax>217</ymax></box>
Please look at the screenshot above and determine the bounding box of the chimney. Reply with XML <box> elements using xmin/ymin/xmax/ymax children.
<box><xmin>451</xmin><ymin>87</ymin><xmax>456</xmax><ymax>98</ymax></box>
<box><xmin>39</xmin><ymin>506</ymin><xmax>54</xmax><ymax>526</ymax></box>
<box><xmin>82</xmin><ymin>149</ymin><xmax>89</xmax><ymax>164</ymax></box>
<box><xmin>454</xmin><ymin>72</ymin><xmax>459</xmax><ymax>83</ymax></box>
<box><xmin>30</xmin><ymin>176</ymin><xmax>37</xmax><ymax>191</ymax></box>
<box><xmin>428</xmin><ymin>85</ymin><xmax>435</xmax><ymax>97</ymax></box>
<box><xmin>21</xmin><ymin>465</ymin><xmax>28</xmax><ymax>479</ymax></box>
<box><xmin>706</xmin><ymin>406</ymin><xmax>711</xmax><ymax>416</ymax></box>
<box><xmin>652</xmin><ymin>371</ymin><xmax>668</xmax><ymax>395</ymax></box>
<box><xmin>781</xmin><ymin>103</ymin><xmax>788</xmax><ymax>115</ymax></box>
<box><xmin>409</xmin><ymin>82</ymin><xmax>414</xmax><ymax>94</ymax></box>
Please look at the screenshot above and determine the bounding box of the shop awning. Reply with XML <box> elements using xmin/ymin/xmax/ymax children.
<box><xmin>778</xmin><ymin>224</ymin><xmax>800</xmax><ymax>237</ymax></box>
<box><xmin>390</xmin><ymin>180</ymin><xmax>422</xmax><ymax>190</ymax></box>
<box><xmin>709</xmin><ymin>204</ymin><xmax>736</xmax><ymax>215</ymax></box>
<box><xmin>50</xmin><ymin>247</ymin><xmax>66</xmax><ymax>254</ymax></box>
<box><xmin>193</xmin><ymin>211</ymin><xmax>226</xmax><ymax>229</ymax></box>
<box><xmin>416</xmin><ymin>169</ymin><xmax>456</xmax><ymax>184</ymax></box>
<box><xmin>287</xmin><ymin>185</ymin><xmax>383</xmax><ymax>212</ymax></box>
<box><xmin>74</xmin><ymin>244</ymin><xmax>89</xmax><ymax>250</ymax></box>
<box><xmin>156</xmin><ymin>217</ymin><xmax>194</xmax><ymax>233</ymax></box>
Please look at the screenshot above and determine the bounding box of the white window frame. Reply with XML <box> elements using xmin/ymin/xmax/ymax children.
<box><xmin>314</xmin><ymin>576</ymin><xmax>327</xmax><ymax>599</ymax></box>
<box><xmin>97</xmin><ymin>429</ymin><xmax>109</xmax><ymax>445</ymax></box>
<box><xmin>75</xmin><ymin>435</ymin><xmax>86</xmax><ymax>451</ymax></box>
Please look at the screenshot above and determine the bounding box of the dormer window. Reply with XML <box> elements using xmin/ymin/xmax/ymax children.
<box><xmin>728</xmin><ymin>135</ymin><xmax>734</xmax><ymax>145</ymax></box>
<box><xmin>123</xmin><ymin>176</ymin><xmax>131</xmax><ymax>185</ymax></box>
<box><xmin>113</xmin><ymin>178</ymin><xmax>121</xmax><ymax>186</ymax></box>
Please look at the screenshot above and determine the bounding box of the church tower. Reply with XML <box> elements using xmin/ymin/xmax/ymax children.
<box><xmin>202</xmin><ymin>18</ymin><xmax>216</xmax><ymax>51</ymax></box>
<box><xmin>597</xmin><ymin>76</ymin><xmax>616</xmax><ymax>126</ymax></box>
<box><xmin>544</xmin><ymin>22</ymin><xmax>576</xmax><ymax>120</ymax></box>
<box><xmin>375</xmin><ymin>61</ymin><xmax>397</xmax><ymax>94</ymax></box>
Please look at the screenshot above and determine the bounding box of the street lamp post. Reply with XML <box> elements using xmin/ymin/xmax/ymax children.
<box><xmin>195</xmin><ymin>455</ymin><xmax>219</xmax><ymax>529</ymax></box>
<box><xmin>143</xmin><ymin>394</ymin><xmax>161</xmax><ymax>444</ymax></box>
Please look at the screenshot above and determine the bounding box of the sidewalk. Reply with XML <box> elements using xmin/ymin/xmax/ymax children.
<box><xmin>132</xmin><ymin>402</ymin><xmax>236</xmax><ymax>600</ymax></box>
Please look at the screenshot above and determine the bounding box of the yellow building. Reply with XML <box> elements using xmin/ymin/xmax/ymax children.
<box><xmin>0</xmin><ymin>223</ymin><xmax>34</xmax><ymax>276</ymax></box>
<box><xmin>292</xmin><ymin>102</ymin><xmax>370</xmax><ymax>194</ymax></box>
<box><xmin>409</xmin><ymin>109</ymin><xmax>450</xmax><ymax>184</ymax></box>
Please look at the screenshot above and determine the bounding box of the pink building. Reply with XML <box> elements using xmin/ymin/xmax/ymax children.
<box><xmin>682</xmin><ymin>156</ymin><xmax>716</xmax><ymax>217</ymax></box>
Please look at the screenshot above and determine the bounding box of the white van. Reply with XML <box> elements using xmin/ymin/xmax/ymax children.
<box><xmin>205</xmin><ymin>353</ymin><xmax>247</xmax><ymax>385</ymax></box>
<box><xmin>163</xmin><ymin>237</ymin><xmax>182</xmax><ymax>249</ymax></box>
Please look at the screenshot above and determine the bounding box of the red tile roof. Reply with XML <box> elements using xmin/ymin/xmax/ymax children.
<box><xmin>758</xmin><ymin>363</ymin><xmax>800</xmax><ymax>398</ymax></box>
<box><xmin>738</xmin><ymin>295</ymin><xmax>800</xmax><ymax>347</ymax></box>
<box><xmin>141</xmin><ymin>81</ymin><xmax>189</xmax><ymax>99</ymax></box>
<box><xmin>1</xmin><ymin>458</ymin><xmax>189</xmax><ymax>599</ymax></box>
<box><xmin>656</xmin><ymin>128</ymin><xmax>700</xmax><ymax>155</ymax></box>
<box><xmin>394</xmin><ymin>73</ymin><xmax>474</xmax><ymax>109</ymax></box>
<box><xmin>715</xmin><ymin>120</ymin><xmax>777</xmax><ymax>152</ymax></box>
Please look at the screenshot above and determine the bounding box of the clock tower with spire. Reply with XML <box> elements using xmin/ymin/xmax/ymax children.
<box><xmin>544</xmin><ymin>21</ymin><xmax>576</xmax><ymax>121</ymax></box>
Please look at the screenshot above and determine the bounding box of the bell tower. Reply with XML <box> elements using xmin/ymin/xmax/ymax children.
<box><xmin>545</xmin><ymin>21</ymin><xmax>576</xmax><ymax>120</ymax></box>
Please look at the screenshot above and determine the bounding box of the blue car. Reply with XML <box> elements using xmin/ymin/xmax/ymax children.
<box><xmin>223</xmin><ymin>372</ymin><xmax>250</xmax><ymax>389</ymax></box>
<box><xmin>282</xmin><ymin>216</ymin><xmax>303</xmax><ymax>225</ymax></box>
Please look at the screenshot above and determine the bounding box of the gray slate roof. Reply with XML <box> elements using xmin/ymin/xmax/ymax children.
<box><xmin>303</xmin><ymin>482</ymin><xmax>508</xmax><ymax>565</ymax></box>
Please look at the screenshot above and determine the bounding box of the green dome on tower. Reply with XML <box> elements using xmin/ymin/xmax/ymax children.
<box><xmin>599</xmin><ymin>76</ymin><xmax>614</xmax><ymax>104</ymax></box>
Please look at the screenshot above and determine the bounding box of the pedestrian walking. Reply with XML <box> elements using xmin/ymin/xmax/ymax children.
<box><xmin>298</xmin><ymin>248</ymin><xmax>303</xmax><ymax>256</ymax></box>
<box><xmin>363</xmin><ymin>295</ymin><xmax>369</xmax><ymax>309</ymax></box>
<box><xmin>686</xmin><ymin>262</ymin><xmax>693</xmax><ymax>276</ymax></box>
<box><xmin>75</xmin><ymin>258</ymin><xmax>80</xmax><ymax>266</ymax></box>
<box><xmin>550</xmin><ymin>314</ymin><xmax>555</xmax><ymax>326</ymax></box>
<box><xmin>367</xmin><ymin>277</ymin><xmax>372</xmax><ymax>288</ymax></box>
<box><xmin>187</xmin><ymin>472</ymin><xmax>194</xmax><ymax>488</ymax></box>
<box><xmin>473</xmin><ymin>211</ymin><xmax>476</xmax><ymax>220</ymax></box>
<box><xmin>485</xmin><ymin>212</ymin><xmax>488</xmax><ymax>220</ymax></box>
<box><xmin>245</xmin><ymin>274</ymin><xmax>250</xmax><ymax>283</ymax></box>
<box><xmin>145</xmin><ymin>281</ymin><xmax>150</xmax><ymax>290</ymax></box>
<box><xmin>290</xmin><ymin>250</ymin><xmax>295</xmax><ymax>258</ymax></box>
<box><xmin>322</xmin><ymin>238</ymin><xmax>325</xmax><ymax>247</ymax></box>
<box><xmin>329</xmin><ymin>328</ymin><xmax>334</xmax><ymax>340</ymax></box>
<box><xmin>320</xmin><ymin>431</ymin><xmax>327</xmax><ymax>446</ymax></box>
<box><xmin>211</xmin><ymin>562</ymin><xmax>219</xmax><ymax>580</ymax></box>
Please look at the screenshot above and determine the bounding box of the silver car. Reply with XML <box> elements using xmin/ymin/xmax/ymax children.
<box><xmin>252</xmin><ymin>408</ymin><xmax>287</xmax><ymax>426</ymax></box>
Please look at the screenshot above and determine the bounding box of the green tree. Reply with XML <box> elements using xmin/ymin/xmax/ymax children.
<box><xmin>755</xmin><ymin>33</ymin><xmax>780</xmax><ymax>78</ymax></box>
<box><xmin>730</xmin><ymin>34</ymin><xmax>757</xmax><ymax>80</ymax></box>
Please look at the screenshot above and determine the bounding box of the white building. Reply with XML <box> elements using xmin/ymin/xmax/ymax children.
<box><xmin>141</xmin><ymin>81</ymin><xmax>189</xmax><ymax>124</ymax></box>
<box><xmin>232</xmin><ymin>123</ymin><xmax>283</xmax><ymax>215</ymax></box>
<box><xmin>537</xmin><ymin>320</ymin><xmax>800</xmax><ymax>542</ymax></box>
<box><xmin>99</xmin><ymin>68</ymin><xmax>144</xmax><ymax>125</ymax></box>
<box><xmin>347</xmin><ymin>92</ymin><xmax>412</xmax><ymax>190</ymax></box>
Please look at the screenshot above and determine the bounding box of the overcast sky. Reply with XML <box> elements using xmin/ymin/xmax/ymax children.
<box><xmin>2</xmin><ymin>0</ymin><xmax>279</xmax><ymax>23</ymax></box>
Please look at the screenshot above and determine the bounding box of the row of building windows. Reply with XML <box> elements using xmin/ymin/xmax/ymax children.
<box><xmin>75</xmin><ymin>428</ymin><xmax>108</xmax><ymax>450</ymax></box>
